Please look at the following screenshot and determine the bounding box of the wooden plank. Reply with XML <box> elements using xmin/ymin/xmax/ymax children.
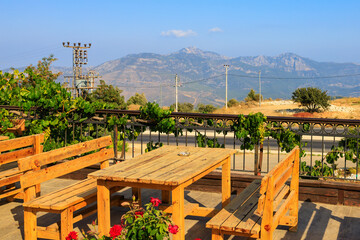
<box><xmin>206</xmin><ymin>180</ymin><xmax>261</xmax><ymax>229</ymax></box>
<box><xmin>171</xmin><ymin>185</ymin><xmax>185</xmax><ymax>240</ymax></box>
<box><xmin>0</xmin><ymin>147</ymin><xmax>34</xmax><ymax>165</ymax></box>
<box><xmin>273</xmin><ymin>184</ymin><xmax>290</xmax><ymax>210</ymax></box>
<box><xmin>273</xmin><ymin>165</ymin><xmax>293</xmax><ymax>197</ymax></box>
<box><xmin>273</xmin><ymin>190</ymin><xmax>296</xmax><ymax>229</ymax></box>
<box><xmin>220</xmin><ymin>190</ymin><xmax>260</xmax><ymax>232</ymax></box>
<box><xmin>260</xmin><ymin>147</ymin><xmax>297</xmax><ymax>194</ymax></box>
<box><xmin>23</xmin><ymin>179</ymin><xmax>96</xmax><ymax>208</ymax></box>
<box><xmin>260</xmin><ymin>175</ymin><xmax>275</xmax><ymax>240</ymax></box>
<box><xmin>20</xmin><ymin>148</ymin><xmax>113</xmax><ymax>189</ymax></box>
<box><xmin>235</xmin><ymin>210</ymin><xmax>262</xmax><ymax>235</ymax></box>
<box><xmin>60</xmin><ymin>207</ymin><xmax>74</xmax><ymax>240</ymax></box>
<box><xmin>160</xmin><ymin>203</ymin><xmax>199</xmax><ymax>217</ymax></box>
<box><xmin>0</xmin><ymin>168</ymin><xmax>22</xmax><ymax>182</ymax></box>
<box><xmin>37</xmin><ymin>227</ymin><xmax>59</xmax><ymax>240</ymax></box>
<box><xmin>0</xmin><ymin>187</ymin><xmax>22</xmax><ymax>199</ymax></box>
<box><xmin>0</xmin><ymin>133</ymin><xmax>44</xmax><ymax>153</ymax></box>
<box><xmin>222</xmin><ymin>156</ymin><xmax>231</xmax><ymax>207</ymax></box>
<box><xmin>24</xmin><ymin>207</ymin><xmax>37</xmax><ymax>240</ymax></box>
<box><xmin>18</xmin><ymin>136</ymin><xmax>112</xmax><ymax>171</ymax></box>
<box><xmin>97</xmin><ymin>180</ymin><xmax>111</xmax><ymax>237</ymax></box>
<box><xmin>0</xmin><ymin>136</ymin><xmax>9</xmax><ymax>141</ymax></box>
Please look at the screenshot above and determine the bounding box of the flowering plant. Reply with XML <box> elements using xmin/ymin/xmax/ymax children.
<box><xmin>67</xmin><ymin>197</ymin><xmax>178</xmax><ymax>240</ymax></box>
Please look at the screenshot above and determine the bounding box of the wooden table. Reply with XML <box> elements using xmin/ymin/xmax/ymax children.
<box><xmin>89</xmin><ymin>145</ymin><xmax>236</xmax><ymax>240</ymax></box>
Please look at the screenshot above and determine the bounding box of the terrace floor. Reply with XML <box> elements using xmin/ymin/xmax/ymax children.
<box><xmin>1</xmin><ymin>178</ymin><xmax>360</xmax><ymax>240</ymax></box>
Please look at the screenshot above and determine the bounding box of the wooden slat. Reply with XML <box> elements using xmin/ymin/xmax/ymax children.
<box><xmin>0</xmin><ymin>187</ymin><xmax>22</xmax><ymax>199</ymax></box>
<box><xmin>37</xmin><ymin>227</ymin><xmax>59</xmax><ymax>240</ymax></box>
<box><xmin>0</xmin><ymin>147</ymin><xmax>34</xmax><ymax>165</ymax></box>
<box><xmin>18</xmin><ymin>136</ymin><xmax>112</xmax><ymax>171</ymax></box>
<box><xmin>0</xmin><ymin>136</ymin><xmax>9</xmax><ymax>141</ymax></box>
<box><xmin>273</xmin><ymin>184</ymin><xmax>290</xmax><ymax>210</ymax></box>
<box><xmin>260</xmin><ymin>147</ymin><xmax>298</xmax><ymax>194</ymax></box>
<box><xmin>0</xmin><ymin>168</ymin><xmax>21</xmax><ymax>179</ymax></box>
<box><xmin>273</xmin><ymin>190</ymin><xmax>296</xmax><ymax>229</ymax></box>
<box><xmin>0</xmin><ymin>133</ymin><xmax>44</xmax><ymax>153</ymax></box>
<box><xmin>220</xmin><ymin>190</ymin><xmax>260</xmax><ymax>232</ymax></box>
<box><xmin>0</xmin><ymin>171</ymin><xmax>21</xmax><ymax>187</ymax></box>
<box><xmin>235</xmin><ymin>210</ymin><xmax>262</xmax><ymax>235</ymax></box>
<box><xmin>273</xmin><ymin>165</ymin><xmax>293</xmax><ymax>197</ymax></box>
<box><xmin>206</xmin><ymin>180</ymin><xmax>261</xmax><ymax>229</ymax></box>
<box><xmin>21</xmin><ymin>148</ymin><xmax>113</xmax><ymax>189</ymax></box>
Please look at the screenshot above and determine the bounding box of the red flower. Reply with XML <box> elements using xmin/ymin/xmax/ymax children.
<box><xmin>65</xmin><ymin>231</ymin><xmax>78</xmax><ymax>240</ymax></box>
<box><xmin>135</xmin><ymin>210</ymin><xmax>144</xmax><ymax>218</ymax></box>
<box><xmin>109</xmin><ymin>225</ymin><xmax>123</xmax><ymax>239</ymax></box>
<box><xmin>168</xmin><ymin>224</ymin><xmax>179</xmax><ymax>234</ymax></box>
<box><xmin>150</xmin><ymin>197</ymin><xmax>161</xmax><ymax>207</ymax></box>
<box><xmin>193</xmin><ymin>239</ymin><xmax>202</xmax><ymax>240</ymax></box>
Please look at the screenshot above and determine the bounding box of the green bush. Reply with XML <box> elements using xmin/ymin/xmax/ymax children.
<box><xmin>245</xmin><ymin>89</ymin><xmax>262</xmax><ymax>102</ymax></box>
<box><xmin>196</xmin><ymin>103</ymin><xmax>216</xmax><ymax>113</ymax></box>
<box><xmin>170</xmin><ymin>102</ymin><xmax>194</xmax><ymax>112</ymax></box>
<box><xmin>292</xmin><ymin>87</ymin><xmax>330</xmax><ymax>112</ymax></box>
<box><xmin>127</xmin><ymin>93</ymin><xmax>148</xmax><ymax>106</ymax></box>
<box><xmin>227</xmin><ymin>98</ymin><xmax>240</xmax><ymax>107</ymax></box>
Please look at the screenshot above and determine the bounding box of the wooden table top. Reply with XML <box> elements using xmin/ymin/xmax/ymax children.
<box><xmin>89</xmin><ymin>145</ymin><xmax>237</xmax><ymax>186</ymax></box>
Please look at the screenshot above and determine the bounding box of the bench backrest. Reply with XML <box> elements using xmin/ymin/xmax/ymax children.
<box><xmin>257</xmin><ymin>146</ymin><xmax>299</xmax><ymax>229</ymax></box>
<box><xmin>19</xmin><ymin>136</ymin><xmax>114</xmax><ymax>200</ymax></box>
<box><xmin>0</xmin><ymin>133</ymin><xmax>44</xmax><ymax>166</ymax></box>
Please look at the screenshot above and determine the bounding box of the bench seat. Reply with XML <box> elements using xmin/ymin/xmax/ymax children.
<box><xmin>206</xmin><ymin>180</ymin><xmax>262</xmax><ymax>237</ymax></box>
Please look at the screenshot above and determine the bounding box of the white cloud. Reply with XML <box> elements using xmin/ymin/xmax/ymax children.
<box><xmin>161</xmin><ymin>29</ymin><xmax>197</xmax><ymax>38</ymax></box>
<box><xmin>209</xmin><ymin>27</ymin><xmax>223</xmax><ymax>33</ymax></box>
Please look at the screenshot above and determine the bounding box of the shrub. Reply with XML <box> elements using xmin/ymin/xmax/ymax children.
<box><xmin>244</xmin><ymin>89</ymin><xmax>262</xmax><ymax>102</ymax></box>
<box><xmin>292</xmin><ymin>87</ymin><xmax>330</xmax><ymax>112</ymax></box>
<box><xmin>227</xmin><ymin>98</ymin><xmax>240</xmax><ymax>107</ymax></box>
<box><xmin>170</xmin><ymin>102</ymin><xmax>194</xmax><ymax>112</ymax></box>
<box><xmin>196</xmin><ymin>103</ymin><xmax>216</xmax><ymax>113</ymax></box>
<box><xmin>127</xmin><ymin>93</ymin><xmax>148</xmax><ymax>106</ymax></box>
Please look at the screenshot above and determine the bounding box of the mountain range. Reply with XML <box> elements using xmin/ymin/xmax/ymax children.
<box><xmin>8</xmin><ymin>47</ymin><xmax>360</xmax><ymax>106</ymax></box>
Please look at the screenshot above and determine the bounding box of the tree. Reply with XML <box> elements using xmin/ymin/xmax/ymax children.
<box><xmin>87</xmin><ymin>80</ymin><xmax>127</xmax><ymax>109</ymax></box>
<box><xmin>196</xmin><ymin>103</ymin><xmax>216</xmax><ymax>113</ymax></box>
<box><xmin>228</xmin><ymin>98</ymin><xmax>240</xmax><ymax>107</ymax></box>
<box><xmin>245</xmin><ymin>89</ymin><xmax>263</xmax><ymax>102</ymax></box>
<box><xmin>127</xmin><ymin>93</ymin><xmax>148</xmax><ymax>106</ymax></box>
<box><xmin>170</xmin><ymin>102</ymin><xmax>194</xmax><ymax>112</ymax></box>
<box><xmin>292</xmin><ymin>87</ymin><xmax>331</xmax><ymax>112</ymax></box>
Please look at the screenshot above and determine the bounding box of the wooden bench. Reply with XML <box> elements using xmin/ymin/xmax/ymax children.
<box><xmin>206</xmin><ymin>147</ymin><xmax>300</xmax><ymax>240</ymax></box>
<box><xmin>21</xmin><ymin>136</ymin><xmax>123</xmax><ymax>240</ymax></box>
<box><xmin>0</xmin><ymin>134</ymin><xmax>44</xmax><ymax>200</ymax></box>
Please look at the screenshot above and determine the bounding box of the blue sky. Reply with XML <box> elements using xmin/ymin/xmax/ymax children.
<box><xmin>1</xmin><ymin>0</ymin><xmax>360</xmax><ymax>69</ymax></box>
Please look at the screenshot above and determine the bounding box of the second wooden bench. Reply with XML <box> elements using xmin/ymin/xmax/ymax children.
<box><xmin>206</xmin><ymin>147</ymin><xmax>300</xmax><ymax>240</ymax></box>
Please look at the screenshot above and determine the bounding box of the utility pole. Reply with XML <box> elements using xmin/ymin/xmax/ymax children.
<box><xmin>175</xmin><ymin>74</ymin><xmax>179</xmax><ymax>112</ymax></box>
<box><xmin>259</xmin><ymin>70</ymin><xmax>262</xmax><ymax>107</ymax></box>
<box><xmin>224</xmin><ymin>65</ymin><xmax>229</xmax><ymax>109</ymax></box>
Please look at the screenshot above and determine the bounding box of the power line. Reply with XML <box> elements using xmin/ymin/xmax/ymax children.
<box><xmin>228</xmin><ymin>73</ymin><xmax>360</xmax><ymax>80</ymax></box>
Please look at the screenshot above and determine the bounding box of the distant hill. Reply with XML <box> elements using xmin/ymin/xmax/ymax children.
<box><xmin>5</xmin><ymin>47</ymin><xmax>360</xmax><ymax>106</ymax></box>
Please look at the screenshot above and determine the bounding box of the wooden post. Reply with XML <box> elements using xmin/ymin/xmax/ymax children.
<box><xmin>60</xmin><ymin>208</ymin><xmax>74</xmax><ymax>240</ymax></box>
<box><xmin>211</xmin><ymin>228</ymin><xmax>224</xmax><ymax>240</ymax></box>
<box><xmin>97</xmin><ymin>180</ymin><xmax>111</xmax><ymax>236</ymax></box>
<box><xmin>222</xmin><ymin>156</ymin><xmax>231</xmax><ymax>207</ymax></box>
<box><xmin>261</xmin><ymin>175</ymin><xmax>274</xmax><ymax>240</ymax></box>
<box><xmin>172</xmin><ymin>186</ymin><xmax>185</xmax><ymax>240</ymax></box>
<box><xmin>289</xmin><ymin>148</ymin><xmax>299</xmax><ymax>232</ymax></box>
<box><xmin>24</xmin><ymin>207</ymin><xmax>37</xmax><ymax>240</ymax></box>
<box><xmin>34</xmin><ymin>135</ymin><xmax>42</xmax><ymax>197</ymax></box>
<box><xmin>113</xmin><ymin>124</ymin><xmax>118</xmax><ymax>161</ymax></box>
<box><xmin>258</xmin><ymin>143</ymin><xmax>264</xmax><ymax>175</ymax></box>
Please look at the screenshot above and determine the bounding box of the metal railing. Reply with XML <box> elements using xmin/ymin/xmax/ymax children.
<box><xmin>2</xmin><ymin>105</ymin><xmax>359</xmax><ymax>181</ymax></box>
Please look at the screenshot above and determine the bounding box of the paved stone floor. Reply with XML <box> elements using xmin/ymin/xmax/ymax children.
<box><xmin>1</xmin><ymin>178</ymin><xmax>360</xmax><ymax>240</ymax></box>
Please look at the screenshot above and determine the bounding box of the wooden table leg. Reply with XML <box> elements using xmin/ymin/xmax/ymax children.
<box><xmin>171</xmin><ymin>186</ymin><xmax>185</xmax><ymax>240</ymax></box>
<box><xmin>222</xmin><ymin>156</ymin><xmax>231</xmax><ymax>208</ymax></box>
<box><xmin>60</xmin><ymin>207</ymin><xmax>74</xmax><ymax>240</ymax></box>
<box><xmin>97</xmin><ymin>180</ymin><xmax>111</xmax><ymax>236</ymax></box>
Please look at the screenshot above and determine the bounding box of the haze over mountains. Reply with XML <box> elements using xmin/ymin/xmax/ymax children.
<box><xmin>7</xmin><ymin>47</ymin><xmax>360</xmax><ymax>106</ymax></box>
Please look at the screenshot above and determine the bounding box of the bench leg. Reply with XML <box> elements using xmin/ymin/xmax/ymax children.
<box><xmin>24</xmin><ymin>207</ymin><xmax>37</xmax><ymax>240</ymax></box>
<box><xmin>60</xmin><ymin>208</ymin><xmax>74</xmax><ymax>240</ymax></box>
<box><xmin>211</xmin><ymin>229</ymin><xmax>223</xmax><ymax>240</ymax></box>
